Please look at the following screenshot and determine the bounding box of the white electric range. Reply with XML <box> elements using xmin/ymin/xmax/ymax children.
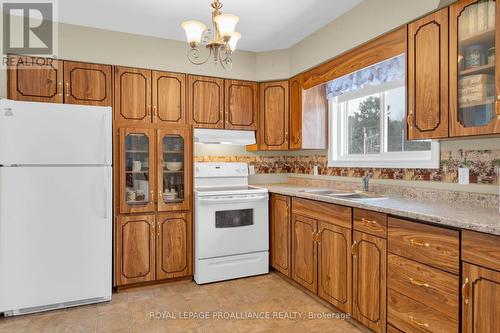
<box><xmin>194</xmin><ymin>162</ymin><xmax>269</xmax><ymax>284</ymax></box>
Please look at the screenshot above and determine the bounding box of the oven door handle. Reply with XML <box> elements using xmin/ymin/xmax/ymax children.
<box><xmin>197</xmin><ymin>195</ymin><xmax>268</xmax><ymax>205</ymax></box>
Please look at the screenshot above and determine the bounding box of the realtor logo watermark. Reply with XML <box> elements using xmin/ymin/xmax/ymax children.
<box><xmin>2</xmin><ymin>0</ymin><xmax>58</xmax><ymax>65</ymax></box>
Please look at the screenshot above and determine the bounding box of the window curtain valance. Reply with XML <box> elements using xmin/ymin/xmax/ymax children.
<box><xmin>326</xmin><ymin>54</ymin><xmax>405</xmax><ymax>99</ymax></box>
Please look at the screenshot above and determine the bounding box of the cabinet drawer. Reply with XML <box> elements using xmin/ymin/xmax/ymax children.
<box><xmin>462</xmin><ymin>230</ymin><xmax>500</xmax><ymax>272</ymax></box>
<box><xmin>353</xmin><ymin>208</ymin><xmax>387</xmax><ymax>238</ymax></box>
<box><xmin>387</xmin><ymin>325</ymin><xmax>403</xmax><ymax>333</ymax></box>
<box><xmin>292</xmin><ymin>198</ymin><xmax>351</xmax><ymax>229</ymax></box>
<box><xmin>388</xmin><ymin>254</ymin><xmax>459</xmax><ymax>320</ymax></box>
<box><xmin>388</xmin><ymin>218</ymin><xmax>459</xmax><ymax>274</ymax></box>
<box><xmin>388</xmin><ymin>289</ymin><xmax>458</xmax><ymax>333</ymax></box>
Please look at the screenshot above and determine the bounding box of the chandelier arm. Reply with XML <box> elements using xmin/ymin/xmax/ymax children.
<box><xmin>219</xmin><ymin>49</ymin><xmax>232</xmax><ymax>71</ymax></box>
<box><xmin>187</xmin><ymin>47</ymin><xmax>212</xmax><ymax>65</ymax></box>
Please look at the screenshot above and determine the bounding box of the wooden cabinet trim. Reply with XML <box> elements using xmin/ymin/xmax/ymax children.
<box><xmin>270</xmin><ymin>194</ymin><xmax>291</xmax><ymax>276</ymax></box>
<box><xmin>289</xmin><ymin>75</ymin><xmax>302</xmax><ymax>149</ymax></box>
<box><xmin>263</xmin><ymin>84</ymin><xmax>287</xmax><ymax>147</ymax></box>
<box><xmin>68</xmin><ymin>68</ymin><xmax>108</xmax><ymax>102</ymax></box>
<box><xmin>302</xmin><ymin>27</ymin><xmax>406</xmax><ymax>89</ymax></box>
<box><xmin>119</xmin><ymin>71</ymin><xmax>149</xmax><ymax>121</ymax></box>
<box><xmin>292</xmin><ymin>213</ymin><xmax>317</xmax><ymax>292</ymax></box>
<box><xmin>188</xmin><ymin>75</ymin><xmax>225</xmax><ymax>128</ymax></box>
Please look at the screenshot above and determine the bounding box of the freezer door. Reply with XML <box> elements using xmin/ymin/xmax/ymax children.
<box><xmin>0</xmin><ymin>99</ymin><xmax>111</xmax><ymax>165</ymax></box>
<box><xmin>0</xmin><ymin>166</ymin><xmax>112</xmax><ymax>313</ymax></box>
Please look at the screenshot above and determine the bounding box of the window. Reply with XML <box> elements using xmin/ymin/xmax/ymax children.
<box><xmin>328</xmin><ymin>54</ymin><xmax>439</xmax><ymax>168</ymax></box>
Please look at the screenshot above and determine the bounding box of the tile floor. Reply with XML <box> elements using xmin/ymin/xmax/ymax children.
<box><xmin>0</xmin><ymin>273</ymin><xmax>364</xmax><ymax>333</ymax></box>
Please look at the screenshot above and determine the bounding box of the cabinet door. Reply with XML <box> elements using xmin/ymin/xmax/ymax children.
<box><xmin>156</xmin><ymin>212</ymin><xmax>192</xmax><ymax>280</ymax></box>
<box><xmin>289</xmin><ymin>75</ymin><xmax>302</xmax><ymax>149</ymax></box>
<box><xmin>450</xmin><ymin>0</ymin><xmax>500</xmax><ymax>136</ymax></box>
<box><xmin>352</xmin><ymin>231</ymin><xmax>387</xmax><ymax>333</ymax></box>
<box><xmin>407</xmin><ymin>7</ymin><xmax>449</xmax><ymax>139</ymax></box>
<box><xmin>63</xmin><ymin>61</ymin><xmax>112</xmax><ymax>106</ymax></box>
<box><xmin>462</xmin><ymin>262</ymin><xmax>500</xmax><ymax>333</ymax></box>
<box><xmin>270</xmin><ymin>194</ymin><xmax>291</xmax><ymax>277</ymax></box>
<box><xmin>119</xmin><ymin>128</ymin><xmax>156</xmax><ymax>214</ymax></box>
<box><xmin>157</xmin><ymin>126</ymin><xmax>192</xmax><ymax>212</ymax></box>
<box><xmin>116</xmin><ymin>214</ymin><xmax>155</xmax><ymax>286</ymax></box>
<box><xmin>152</xmin><ymin>71</ymin><xmax>186</xmax><ymax>124</ymax></box>
<box><xmin>114</xmin><ymin>66</ymin><xmax>152</xmax><ymax>124</ymax></box>
<box><xmin>292</xmin><ymin>214</ymin><xmax>317</xmax><ymax>293</ymax></box>
<box><xmin>318</xmin><ymin>222</ymin><xmax>352</xmax><ymax>314</ymax></box>
<box><xmin>225</xmin><ymin>80</ymin><xmax>258</xmax><ymax>130</ymax></box>
<box><xmin>259</xmin><ymin>81</ymin><xmax>289</xmax><ymax>150</ymax></box>
<box><xmin>188</xmin><ymin>75</ymin><xmax>224</xmax><ymax>128</ymax></box>
<box><xmin>7</xmin><ymin>55</ymin><xmax>63</xmax><ymax>103</ymax></box>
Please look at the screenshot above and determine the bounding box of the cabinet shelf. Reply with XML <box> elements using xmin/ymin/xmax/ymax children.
<box><xmin>163</xmin><ymin>170</ymin><xmax>184</xmax><ymax>173</ymax></box>
<box><xmin>459</xmin><ymin>63</ymin><xmax>495</xmax><ymax>76</ymax></box>
<box><xmin>460</xmin><ymin>28</ymin><xmax>495</xmax><ymax>48</ymax></box>
<box><xmin>459</xmin><ymin>97</ymin><xmax>495</xmax><ymax>108</ymax></box>
<box><xmin>125</xmin><ymin>171</ymin><xmax>149</xmax><ymax>174</ymax></box>
<box><xmin>126</xmin><ymin>200</ymin><xmax>150</xmax><ymax>205</ymax></box>
<box><xmin>125</xmin><ymin>150</ymin><xmax>149</xmax><ymax>154</ymax></box>
<box><xmin>163</xmin><ymin>151</ymin><xmax>184</xmax><ymax>154</ymax></box>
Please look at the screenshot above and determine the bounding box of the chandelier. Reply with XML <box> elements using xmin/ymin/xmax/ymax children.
<box><xmin>181</xmin><ymin>0</ymin><xmax>241</xmax><ymax>70</ymax></box>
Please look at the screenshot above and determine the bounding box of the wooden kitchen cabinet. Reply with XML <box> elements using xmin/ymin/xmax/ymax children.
<box><xmin>8</xmin><ymin>55</ymin><xmax>64</xmax><ymax>103</ymax></box>
<box><xmin>352</xmin><ymin>231</ymin><xmax>387</xmax><ymax>333</ymax></box>
<box><xmin>259</xmin><ymin>80</ymin><xmax>289</xmax><ymax>150</ymax></box>
<box><xmin>116</xmin><ymin>214</ymin><xmax>156</xmax><ymax>286</ymax></box>
<box><xmin>114</xmin><ymin>66</ymin><xmax>152</xmax><ymax>124</ymax></box>
<box><xmin>156</xmin><ymin>212</ymin><xmax>192</xmax><ymax>280</ymax></box>
<box><xmin>462</xmin><ymin>262</ymin><xmax>500</xmax><ymax>333</ymax></box>
<box><xmin>292</xmin><ymin>214</ymin><xmax>317</xmax><ymax>293</ymax></box>
<box><xmin>63</xmin><ymin>61</ymin><xmax>112</xmax><ymax>106</ymax></box>
<box><xmin>118</xmin><ymin>128</ymin><xmax>156</xmax><ymax>214</ymax></box>
<box><xmin>407</xmin><ymin>7</ymin><xmax>449</xmax><ymax>139</ymax></box>
<box><xmin>188</xmin><ymin>75</ymin><xmax>224</xmax><ymax>128</ymax></box>
<box><xmin>317</xmin><ymin>221</ymin><xmax>352</xmax><ymax>314</ymax></box>
<box><xmin>450</xmin><ymin>0</ymin><xmax>500</xmax><ymax>136</ymax></box>
<box><xmin>157</xmin><ymin>125</ymin><xmax>192</xmax><ymax>212</ymax></box>
<box><xmin>270</xmin><ymin>194</ymin><xmax>291</xmax><ymax>277</ymax></box>
<box><xmin>289</xmin><ymin>75</ymin><xmax>303</xmax><ymax>149</ymax></box>
<box><xmin>224</xmin><ymin>79</ymin><xmax>258</xmax><ymax>130</ymax></box>
<box><xmin>152</xmin><ymin>71</ymin><xmax>186</xmax><ymax>124</ymax></box>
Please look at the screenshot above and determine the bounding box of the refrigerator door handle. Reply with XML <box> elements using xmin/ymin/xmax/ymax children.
<box><xmin>102</xmin><ymin>114</ymin><xmax>109</xmax><ymax>165</ymax></box>
<box><xmin>103</xmin><ymin>168</ymin><xmax>109</xmax><ymax>220</ymax></box>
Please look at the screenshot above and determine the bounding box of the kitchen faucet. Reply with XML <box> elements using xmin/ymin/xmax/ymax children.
<box><xmin>362</xmin><ymin>173</ymin><xmax>372</xmax><ymax>192</ymax></box>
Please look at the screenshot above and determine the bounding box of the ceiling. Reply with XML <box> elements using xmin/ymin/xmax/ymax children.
<box><xmin>57</xmin><ymin>0</ymin><xmax>363</xmax><ymax>52</ymax></box>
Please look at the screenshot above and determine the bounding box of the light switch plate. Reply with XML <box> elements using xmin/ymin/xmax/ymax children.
<box><xmin>458</xmin><ymin>167</ymin><xmax>469</xmax><ymax>185</ymax></box>
<box><xmin>248</xmin><ymin>165</ymin><xmax>255</xmax><ymax>175</ymax></box>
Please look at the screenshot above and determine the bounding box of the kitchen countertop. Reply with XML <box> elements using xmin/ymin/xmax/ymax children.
<box><xmin>258</xmin><ymin>183</ymin><xmax>500</xmax><ymax>236</ymax></box>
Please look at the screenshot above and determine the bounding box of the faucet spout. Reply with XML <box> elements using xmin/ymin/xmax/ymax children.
<box><xmin>362</xmin><ymin>173</ymin><xmax>372</xmax><ymax>192</ymax></box>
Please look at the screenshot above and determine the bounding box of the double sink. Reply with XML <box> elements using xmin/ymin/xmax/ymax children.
<box><xmin>299</xmin><ymin>188</ymin><xmax>387</xmax><ymax>200</ymax></box>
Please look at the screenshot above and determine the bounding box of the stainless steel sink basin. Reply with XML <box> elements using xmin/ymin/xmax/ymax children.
<box><xmin>301</xmin><ymin>189</ymin><xmax>386</xmax><ymax>200</ymax></box>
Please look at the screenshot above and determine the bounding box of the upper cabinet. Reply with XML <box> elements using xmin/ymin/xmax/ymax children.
<box><xmin>450</xmin><ymin>0</ymin><xmax>500</xmax><ymax>136</ymax></box>
<box><xmin>225</xmin><ymin>80</ymin><xmax>258</xmax><ymax>130</ymax></box>
<box><xmin>63</xmin><ymin>61</ymin><xmax>112</xmax><ymax>106</ymax></box>
<box><xmin>153</xmin><ymin>71</ymin><xmax>186</xmax><ymax>125</ymax></box>
<box><xmin>8</xmin><ymin>56</ymin><xmax>112</xmax><ymax>106</ymax></box>
<box><xmin>188</xmin><ymin>75</ymin><xmax>225</xmax><ymax>129</ymax></box>
<box><xmin>114</xmin><ymin>67</ymin><xmax>186</xmax><ymax>125</ymax></box>
<box><xmin>289</xmin><ymin>75</ymin><xmax>303</xmax><ymax>149</ymax></box>
<box><xmin>114</xmin><ymin>67</ymin><xmax>152</xmax><ymax>124</ymax></box>
<box><xmin>259</xmin><ymin>80</ymin><xmax>289</xmax><ymax>150</ymax></box>
<box><xmin>8</xmin><ymin>55</ymin><xmax>63</xmax><ymax>103</ymax></box>
<box><xmin>407</xmin><ymin>7</ymin><xmax>449</xmax><ymax>139</ymax></box>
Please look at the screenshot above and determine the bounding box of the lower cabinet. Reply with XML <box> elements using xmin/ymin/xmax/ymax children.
<box><xmin>115</xmin><ymin>212</ymin><xmax>192</xmax><ymax>287</ymax></box>
<box><xmin>352</xmin><ymin>231</ymin><xmax>387</xmax><ymax>333</ymax></box>
<box><xmin>290</xmin><ymin>198</ymin><xmax>353</xmax><ymax>314</ymax></box>
<box><xmin>270</xmin><ymin>194</ymin><xmax>291</xmax><ymax>277</ymax></box>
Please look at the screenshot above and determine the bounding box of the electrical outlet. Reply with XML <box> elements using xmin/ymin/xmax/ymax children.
<box><xmin>248</xmin><ymin>165</ymin><xmax>255</xmax><ymax>175</ymax></box>
<box><xmin>458</xmin><ymin>167</ymin><xmax>470</xmax><ymax>185</ymax></box>
<box><xmin>313</xmin><ymin>165</ymin><xmax>318</xmax><ymax>176</ymax></box>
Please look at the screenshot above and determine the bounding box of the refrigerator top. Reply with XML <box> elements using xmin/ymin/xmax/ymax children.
<box><xmin>0</xmin><ymin>99</ymin><xmax>112</xmax><ymax>166</ymax></box>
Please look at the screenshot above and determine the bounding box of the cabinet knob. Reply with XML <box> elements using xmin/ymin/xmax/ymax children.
<box><xmin>462</xmin><ymin>277</ymin><xmax>470</xmax><ymax>305</ymax></box>
<box><xmin>407</xmin><ymin>109</ymin><xmax>414</xmax><ymax>128</ymax></box>
<box><xmin>351</xmin><ymin>241</ymin><xmax>359</xmax><ymax>256</ymax></box>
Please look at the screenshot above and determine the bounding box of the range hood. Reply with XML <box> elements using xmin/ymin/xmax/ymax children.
<box><xmin>194</xmin><ymin>129</ymin><xmax>256</xmax><ymax>145</ymax></box>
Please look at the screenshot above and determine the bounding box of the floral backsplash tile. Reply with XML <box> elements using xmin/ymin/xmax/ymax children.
<box><xmin>194</xmin><ymin>149</ymin><xmax>500</xmax><ymax>185</ymax></box>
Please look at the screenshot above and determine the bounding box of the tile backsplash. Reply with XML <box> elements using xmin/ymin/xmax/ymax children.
<box><xmin>195</xmin><ymin>148</ymin><xmax>500</xmax><ymax>186</ymax></box>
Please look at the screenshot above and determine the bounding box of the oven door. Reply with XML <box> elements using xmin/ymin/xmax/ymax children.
<box><xmin>195</xmin><ymin>193</ymin><xmax>269</xmax><ymax>259</ymax></box>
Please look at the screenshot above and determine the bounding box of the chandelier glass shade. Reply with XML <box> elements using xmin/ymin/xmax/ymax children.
<box><xmin>181</xmin><ymin>0</ymin><xmax>240</xmax><ymax>70</ymax></box>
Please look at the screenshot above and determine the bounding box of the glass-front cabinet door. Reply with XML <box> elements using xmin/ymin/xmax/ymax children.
<box><xmin>157</xmin><ymin>126</ymin><xmax>192</xmax><ymax>212</ymax></box>
<box><xmin>451</xmin><ymin>0</ymin><xmax>500</xmax><ymax>136</ymax></box>
<box><xmin>119</xmin><ymin>128</ymin><xmax>156</xmax><ymax>213</ymax></box>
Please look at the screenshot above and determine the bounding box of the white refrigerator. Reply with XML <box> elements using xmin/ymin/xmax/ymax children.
<box><xmin>0</xmin><ymin>99</ymin><xmax>112</xmax><ymax>316</ymax></box>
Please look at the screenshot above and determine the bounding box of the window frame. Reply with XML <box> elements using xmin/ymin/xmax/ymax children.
<box><xmin>328</xmin><ymin>82</ymin><xmax>440</xmax><ymax>169</ymax></box>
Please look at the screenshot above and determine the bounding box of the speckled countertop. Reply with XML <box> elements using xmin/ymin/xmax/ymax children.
<box><xmin>257</xmin><ymin>183</ymin><xmax>500</xmax><ymax>236</ymax></box>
